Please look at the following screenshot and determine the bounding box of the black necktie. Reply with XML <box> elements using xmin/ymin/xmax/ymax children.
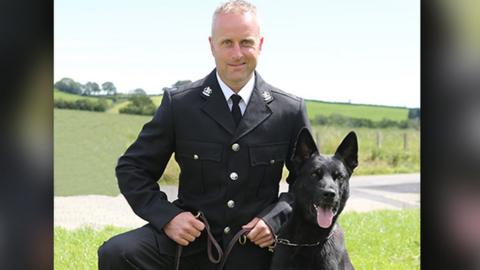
<box><xmin>230</xmin><ymin>94</ymin><xmax>242</xmax><ymax>126</ymax></box>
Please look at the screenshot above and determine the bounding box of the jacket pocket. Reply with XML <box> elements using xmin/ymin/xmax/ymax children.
<box><xmin>175</xmin><ymin>140</ymin><xmax>223</xmax><ymax>196</ymax></box>
<box><xmin>249</xmin><ymin>142</ymin><xmax>289</xmax><ymax>197</ymax></box>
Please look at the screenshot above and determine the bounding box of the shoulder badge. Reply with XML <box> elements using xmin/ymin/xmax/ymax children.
<box><xmin>261</xmin><ymin>91</ymin><xmax>273</xmax><ymax>102</ymax></box>
<box><xmin>202</xmin><ymin>86</ymin><xmax>212</xmax><ymax>97</ymax></box>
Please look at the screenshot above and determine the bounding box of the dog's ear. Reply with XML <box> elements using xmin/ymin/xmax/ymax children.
<box><xmin>292</xmin><ymin>128</ymin><xmax>318</xmax><ymax>165</ymax></box>
<box><xmin>334</xmin><ymin>131</ymin><xmax>358</xmax><ymax>172</ymax></box>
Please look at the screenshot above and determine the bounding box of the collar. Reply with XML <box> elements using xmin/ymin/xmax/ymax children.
<box><xmin>216</xmin><ymin>72</ymin><xmax>255</xmax><ymax>105</ymax></box>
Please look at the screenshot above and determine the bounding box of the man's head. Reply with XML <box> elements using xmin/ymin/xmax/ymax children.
<box><xmin>209</xmin><ymin>0</ymin><xmax>264</xmax><ymax>92</ymax></box>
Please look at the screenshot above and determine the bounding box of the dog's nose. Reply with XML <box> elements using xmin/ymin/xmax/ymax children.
<box><xmin>322</xmin><ymin>189</ymin><xmax>336</xmax><ymax>200</ymax></box>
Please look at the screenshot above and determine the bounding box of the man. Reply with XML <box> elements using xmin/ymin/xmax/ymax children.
<box><xmin>98</xmin><ymin>1</ymin><xmax>310</xmax><ymax>269</ymax></box>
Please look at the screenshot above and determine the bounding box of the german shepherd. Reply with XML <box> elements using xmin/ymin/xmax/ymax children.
<box><xmin>271</xmin><ymin>128</ymin><xmax>358</xmax><ymax>270</ymax></box>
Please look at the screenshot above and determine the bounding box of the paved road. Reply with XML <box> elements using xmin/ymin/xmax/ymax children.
<box><xmin>54</xmin><ymin>173</ymin><xmax>419</xmax><ymax>229</ymax></box>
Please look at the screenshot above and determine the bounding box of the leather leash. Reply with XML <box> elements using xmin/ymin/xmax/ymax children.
<box><xmin>175</xmin><ymin>211</ymin><xmax>223</xmax><ymax>270</ymax></box>
<box><xmin>174</xmin><ymin>212</ymin><xmax>253</xmax><ymax>270</ymax></box>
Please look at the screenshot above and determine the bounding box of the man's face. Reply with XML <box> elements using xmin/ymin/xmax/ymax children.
<box><xmin>209</xmin><ymin>12</ymin><xmax>263</xmax><ymax>91</ymax></box>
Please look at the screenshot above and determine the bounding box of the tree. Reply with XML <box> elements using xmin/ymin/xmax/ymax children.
<box><xmin>102</xmin><ymin>81</ymin><xmax>117</xmax><ymax>96</ymax></box>
<box><xmin>408</xmin><ymin>108</ymin><xmax>420</xmax><ymax>119</ymax></box>
<box><xmin>172</xmin><ymin>80</ymin><xmax>192</xmax><ymax>88</ymax></box>
<box><xmin>132</xmin><ymin>88</ymin><xmax>147</xmax><ymax>96</ymax></box>
<box><xmin>119</xmin><ymin>93</ymin><xmax>156</xmax><ymax>116</ymax></box>
<box><xmin>54</xmin><ymin>78</ymin><xmax>83</xmax><ymax>95</ymax></box>
<box><xmin>85</xmin><ymin>82</ymin><xmax>101</xmax><ymax>96</ymax></box>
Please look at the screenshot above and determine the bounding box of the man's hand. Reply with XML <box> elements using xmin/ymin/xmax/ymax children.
<box><xmin>242</xmin><ymin>217</ymin><xmax>275</xmax><ymax>248</ymax></box>
<box><xmin>164</xmin><ymin>212</ymin><xmax>205</xmax><ymax>246</ymax></box>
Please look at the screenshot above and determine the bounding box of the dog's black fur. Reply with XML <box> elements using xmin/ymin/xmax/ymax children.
<box><xmin>271</xmin><ymin>128</ymin><xmax>358</xmax><ymax>270</ymax></box>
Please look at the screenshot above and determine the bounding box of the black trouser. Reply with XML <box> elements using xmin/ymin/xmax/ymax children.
<box><xmin>98</xmin><ymin>224</ymin><xmax>217</xmax><ymax>270</ymax></box>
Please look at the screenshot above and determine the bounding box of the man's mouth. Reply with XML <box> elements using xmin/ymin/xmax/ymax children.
<box><xmin>313</xmin><ymin>204</ymin><xmax>338</xmax><ymax>228</ymax></box>
<box><xmin>228</xmin><ymin>63</ymin><xmax>246</xmax><ymax>68</ymax></box>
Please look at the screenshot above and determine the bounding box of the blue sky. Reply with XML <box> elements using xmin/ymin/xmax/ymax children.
<box><xmin>55</xmin><ymin>0</ymin><xmax>420</xmax><ymax>107</ymax></box>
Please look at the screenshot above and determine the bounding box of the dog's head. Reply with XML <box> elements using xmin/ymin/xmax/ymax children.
<box><xmin>289</xmin><ymin>128</ymin><xmax>358</xmax><ymax>229</ymax></box>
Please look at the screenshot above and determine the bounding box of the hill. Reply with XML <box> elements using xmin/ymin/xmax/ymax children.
<box><xmin>305</xmin><ymin>100</ymin><xmax>409</xmax><ymax>122</ymax></box>
<box><xmin>54</xmin><ymin>89</ymin><xmax>411</xmax><ymax>122</ymax></box>
<box><xmin>54</xmin><ymin>108</ymin><xmax>419</xmax><ymax>196</ymax></box>
<box><xmin>54</xmin><ymin>88</ymin><xmax>114</xmax><ymax>106</ymax></box>
<box><xmin>54</xmin><ymin>109</ymin><xmax>180</xmax><ymax>196</ymax></box>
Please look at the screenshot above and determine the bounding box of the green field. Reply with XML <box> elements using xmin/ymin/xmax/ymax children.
<box><xmin>54</xmin><ymin>108</ymin><xmax>419</xmax><ymax>196</ymax></box>
<box><xmin>150</xmin><ymin>95</ymin><xmax>163</xmax><ymax>107</ymax></box>
<box><xmin>306</xmin><ymin>100</ymin><xmax>409</xmax><ymax>122</ymax></box>
<box><xmin>54</xmin><ymin>209</ymin><xmax>420</xmax><ymax>270</ymax></box>
<box><xmin>54</xmin><ymin>89</ymin><xmax>114</xmax><ymax>106</ymax></box>
<box><xmin>54</xmin><ymin>89</ymin><xmax>411</xmax><ymax>122</ymax></box>
<box><xmin>106</xmin><ymin>100</ymin><xmax>129</xmax><ymax>113</ymax></box>
<box><xmin>54</xmin><ymin>109</ymin><xmax>180</xmax><ymax>196</ymax></box>
<box><xmin>311</xmin><ymin>126</ymin><xmax>419</xmax><ymax>175</ymax></box>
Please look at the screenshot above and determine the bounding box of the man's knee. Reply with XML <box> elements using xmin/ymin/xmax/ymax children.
<box><xmin>98</xmin><ymin>236</ymin><xmax>123</xmax><ymax>263</ymax></box>
<box><xmin>98</xmin><ymin>234</ymin><xmax>141</xmax><ymax>264</ymax></box>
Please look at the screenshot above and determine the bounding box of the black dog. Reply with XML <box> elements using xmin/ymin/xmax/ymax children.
<box><xmin>270</xmin><ymin>128</ymin><xmax>358</xmax><ymax>270</ymax></box>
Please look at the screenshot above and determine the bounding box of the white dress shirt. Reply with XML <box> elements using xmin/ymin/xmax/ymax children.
<box><xmin>216</xmin><ymin>72</ymin><xmax>255</xmax><ymax>115</ymax></box>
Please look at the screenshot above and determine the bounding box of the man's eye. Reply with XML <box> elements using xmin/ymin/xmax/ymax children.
<box><xmin>241</xmin><ymin>40</ymin><xmax>254</xmax><ymax>47</ymax></box>
<box><xmin>222</xmin><ymin>40</ymin><xmax>232</xmax><ymax>46</ymax></box>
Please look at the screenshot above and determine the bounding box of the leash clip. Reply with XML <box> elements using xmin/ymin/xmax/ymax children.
<box><xmin>239</xmin><ymin>234</ymin><xmax>247</xmax><ymax>245</ymax></box>
<box><xmin>268</xmin><ymin>234</ymin><xmax>278</xmax><ymax>252</ymax></box>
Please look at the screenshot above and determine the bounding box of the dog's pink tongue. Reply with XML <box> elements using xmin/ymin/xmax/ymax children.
<box><xmin>316</xmin><ymin>207</ymin><xmax>334</xmax><ymax>228</ymax></box>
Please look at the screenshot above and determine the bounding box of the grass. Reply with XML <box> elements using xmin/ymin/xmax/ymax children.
<box><xmin>54</xmin><ymin>209</ymin><xmax>420</xmax><ymax>270</ymax></box>
<box><xmin>55</xmin><ymin>226</ymin><xmax>130</xmax><ymax>270</ymax></box>
<box><xmin>341</xmin><ymin>209</ymin><xmax>420</xmax><ymax>269</ymax></box>
<box><xmin>54</xmin><ymin>88</ymin><xmax>114</xmax><ymax>106</ymax></box>
<box><xmin>54</xmin><ymin>89</ymin><xmax>412</xmax><ymax>123</ymax></box>
<box><xmin>150</xmin><ymin>95</ymin><xmax>163</xmax><ymax>107</ymax></box>
<box><xmin>54</xmin><ymin>109</ymin><xmax>180</xmax><ymax>196</ymax></box>
<box><xmin>305</xmin><ymin>100</ymin><xmax>409</xmax><ymax>122</ymax></box>
<box><xmin>54</xmin><ymin>108</ymin><xmax>419</xmax><ymax>196</ymax></box>
<box><xmin>311</xmin><ymin>126</ymin><xmax>420</xmax><ymax>175</ymax></box>
<box><xmin>106</xmin><ymin>100</ymin><xmax>130</xmax><ymax>113</ymax></box>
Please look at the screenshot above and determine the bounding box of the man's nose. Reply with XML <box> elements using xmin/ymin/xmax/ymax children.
<box><xmin>230</xmin><ymin>43</ymin><xmax>243</xmax><ymax>60</ymax></box>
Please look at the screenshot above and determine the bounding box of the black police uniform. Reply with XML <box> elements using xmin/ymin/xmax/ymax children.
<box><xmin>98</xmin><ymin>69</ymin><xmax>310</xmax><ymax>270</ymax></box>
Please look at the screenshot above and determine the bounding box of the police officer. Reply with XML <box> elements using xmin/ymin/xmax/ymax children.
<box><xmin>98</xmin><ymin>1</ymin><xmax>310</xmax><ymax>269</ymax></box>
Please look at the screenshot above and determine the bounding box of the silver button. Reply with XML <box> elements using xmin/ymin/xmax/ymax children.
<box><xmin>229</xmin><ymin>172</ymin><xmax>238</xmax><ymax>181</ymax></box>
<box><xmin>193</xmin><ymin>154</ymin><xmax>199</xmax><ymax>160</ymax></box>
<box><xmin>231</xmin><ymin>143</ymin><xmax>240</xmax><ymax>152</ymax></box>
<box><xmin>270</xmin><ymin>159</ymin><xmax>275</xmax><ymax>164</ymax></box>
<box><xmin>224</xmin><ymin>226</ymin><xmax>231</xmax><ymax>234</ymax></box>
<box><xmin>227</xmin><ymin>200</ymin><xmax>235</xmax><ymax>208</ymax></box>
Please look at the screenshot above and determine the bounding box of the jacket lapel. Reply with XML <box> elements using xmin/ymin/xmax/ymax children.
<box><xmin>200</xmin><ymin>70</ymin><xmax>236</xmax><ymax>135</ymax></box>
<box><xmin>231</xmin><ymin>72</ymin><xmax>273</xmax><ymax>143</ymax></box>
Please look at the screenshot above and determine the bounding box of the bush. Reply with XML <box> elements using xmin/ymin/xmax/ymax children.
<box><xmin>312</xmin><ymin>114</ymin><xmax>419</xmax><ymax>130</ymax></box>
<box><xmin>119</xmin><ymin>94</ymin><xmax>157</xmax><ymax>116</ymax></box>
<box><xmin>54</xmin><ymin>99</ymin><xmax>108</xmax><ymax>112</ymax></box>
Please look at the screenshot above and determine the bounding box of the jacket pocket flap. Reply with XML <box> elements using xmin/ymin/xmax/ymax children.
<box><xmin>176</xmin><ymin>140</ymin><xmax>223</xmax><ymax>162</ymax></box>
<box><xmin>249</xmin><ymin>142</ymin><xmax>289</xmax><ymax>166</ymax></box>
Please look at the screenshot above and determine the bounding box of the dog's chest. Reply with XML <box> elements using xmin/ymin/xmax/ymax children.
<box><xmin>271</xmin><ymin>241</ymin><xmax>341</xmax><ymax>270</ymax></box>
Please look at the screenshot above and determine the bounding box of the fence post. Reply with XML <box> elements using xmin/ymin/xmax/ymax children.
<box><xmin>403</xmin><ymin>133</ymin><xmax>408</xmax><ymax>151</ymax></box>
<box><xmin>316</xmin><ymin>132</ymin><xmax>320</xmax><ymax>149</ymax></box>
<box><xmin>376</xmin><ymin>131</ymin><xmax>382</xmax><ymax>149</ymax></box>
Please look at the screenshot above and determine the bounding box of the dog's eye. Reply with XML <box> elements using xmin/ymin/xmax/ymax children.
<box><xmin>312</xmin><ymin>170</ymin><xmax>323</xmax><ymax>179</ymax></box>
<box><xmin>333</xmin><ymin>171</ymin><xmax>343</xmax><ymax>180</ymax></box>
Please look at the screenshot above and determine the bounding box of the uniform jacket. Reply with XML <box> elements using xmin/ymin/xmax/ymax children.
<box><xmin>116</xmin><ymin>69</ymin><xmax>310</xmax><ymax>270</ymax></box>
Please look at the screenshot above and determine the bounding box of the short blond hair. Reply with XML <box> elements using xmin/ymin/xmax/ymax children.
<box><xmin>211</xmin><ymin>0</ymin><xmax>260</xmax><ymax>35</ymax></box>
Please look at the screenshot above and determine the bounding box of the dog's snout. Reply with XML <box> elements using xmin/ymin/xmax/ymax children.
<box><xmin>322</xmin><ymin>189</ymin><xmax>336</xmax><ymax>200</ymax></box>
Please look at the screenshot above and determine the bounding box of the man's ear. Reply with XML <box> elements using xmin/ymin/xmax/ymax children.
<box><xmin>334</xmin><ymin>131</ymin><xmax>358</xmax><ymax>173</ymax></box>
<box><xmin>292</xmin><ymin>128</ymin><xmax>318</xmax><ymax>167</ymax></box>
<box><xmin>208</xmin><ymin>37</ymin><xmax>214</xmax><ymax>54</ymax></box>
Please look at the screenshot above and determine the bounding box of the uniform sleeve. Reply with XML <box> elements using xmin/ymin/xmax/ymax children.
<box><xmin>116</xmin><ymin>90</ymin><xmax>183</xmax><ymax>232</ymax></box>
<box><xmin>258</xmin><ymin>98</ymin><xmax>311</xmax><ymax>234</ymax></box>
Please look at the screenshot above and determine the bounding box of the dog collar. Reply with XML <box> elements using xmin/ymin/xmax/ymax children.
<box><xmin>273</xmin><ymin>224</ymin><xmax>337</xmax><ymax>248</ymax></box>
